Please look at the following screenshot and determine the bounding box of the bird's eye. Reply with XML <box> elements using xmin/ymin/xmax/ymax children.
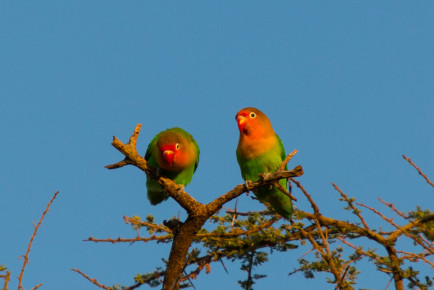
<box><xmin>249</xmin><ymin>112</ymin><xmax>256</xmax><ymax>119</ymax></box>
<box><xmin>175</xmin><ymin>143</ymin><xmax>180</xmax><ymax>150</ymax></box>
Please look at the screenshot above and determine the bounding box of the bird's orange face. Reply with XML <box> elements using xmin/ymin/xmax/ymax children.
<box><xmin>156</xmin><ymin>132</ymin><xmax>194</xmax><ymax>171</ymax></box>
<box><xmin>159</xmin><ymin>143</ymin><xmax>180</xmax><ymax>167</ymax></box>
<box><xmin>235</xmin><ymin>108</ymin><xmax>262</xmax><ymax>135</ymax></box>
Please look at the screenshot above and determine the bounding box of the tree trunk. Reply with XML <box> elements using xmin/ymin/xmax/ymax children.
<box><xmin>163</xmin><ymin>216</ymin><xmax>207</xmax><ymax>290</ymax></box>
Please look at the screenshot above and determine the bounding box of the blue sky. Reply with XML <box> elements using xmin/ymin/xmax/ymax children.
<box><xmin>1</xmin><ymin>1</ymin><xmax>433</xmax><ymax>289</ymax></box>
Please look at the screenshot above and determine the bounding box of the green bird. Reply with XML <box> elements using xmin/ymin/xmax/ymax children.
<box><xmin>235</xmin><ymin>107</ymin><xmax>293</xmax><ymax>218</ymax></box>
<box><xmin>145</xmin><ymin>127</ymin><xmax>199</xmax><ymax>205</ymax></box>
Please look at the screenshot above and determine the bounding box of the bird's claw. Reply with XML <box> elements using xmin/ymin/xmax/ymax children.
<box><xmin>244</xmin><ymin>180</ymin><xmax>253</xmax><ymax>195</ymax></box>
<box><xmin>261</xmin><ymin>172</ymin><xmax>273</xmax><ymax>181</ymax></box>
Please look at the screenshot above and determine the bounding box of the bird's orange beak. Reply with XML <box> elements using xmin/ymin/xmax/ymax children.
<box><xmin>163</xmin><ymin>150</ymin><xmax>175</xmax><ymax>167</ymax></box>
<box><xmin>237</xmin><ymin>115</ymin><xmax>247</xmax><ymax>133</ymax></box>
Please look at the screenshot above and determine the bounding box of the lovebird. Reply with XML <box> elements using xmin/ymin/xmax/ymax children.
<box><xmin>145</xmin><ymin>127</ymin><xmax>200</xmax><ymax>205</ymax></box>
<box><xmin>235</xmin><ymin>107</ymin><xmax>293</xmax><ymax>218</ymax></box>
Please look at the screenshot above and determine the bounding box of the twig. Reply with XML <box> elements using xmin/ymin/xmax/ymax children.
<box><xmin>337</xmin><ymin>236</ymin><xmax>384</xmax><ymax>265</ymax></box>
<box><xmin>402</xmin><ymin>155</ymin><xmax>434</xmax><ymax>187</ymax></box>
<box><xmin>297</xmin><ymin>247</ymin><xmax>315</xmax><ymax>261</ymax></box>
<box><xmin>85</xmin><ymin>235</ymin><xmax>172</xmax><ymax>244</ymax></box>
<box><xmin>396</xmin><ymin>250</ymin><xmax>434</xmax><ymax>267</ymax></box>
<box><xmin>290</xmin><ymin>179</ymin><xmax>320</xmax><ymax>216</ymax></box>
<box><xmin>123</xmin><ymin>216</ymin><xmax>171</xmax><ymax>233</ymax></box>
<box><xmin>332</xmin><ymin>183</ymin><xmax>369</xmax><ymax>230</ymax></box>
<box><xmin>18</xmin><ymin>191</ymin><xmax>60</xmax><ymax>290</ymax></box>
<box><xmin>1</xmin><ymin>270</ymin><xmax>10</xmax><ymax>290</ymax></box>
<box><xmin>357</xmin><ymin>202</ymin><xmax>434</xmax><ymax>253</ymax></box>
<box><xmin>378</xmin><ymin>197</ymin><xmax>408</xmax><ymax>219</ymax></box>
<box><xmin>231</xmin><ymin>198</ymin><xmax>238</xmax><ymax>227</ymax></box>
<box><xmin>105</xmin><ymin>159</ymin><xmax>132</xmax><ymax>169</ymax></box>
<box><xmin>31</xmin><ymin>283</ymin><xmax>43</xmax><ymax>290</ymax></box>
<box><xmin>277</xmin><ymin>149</ymin><xmax>299</xmax><ymax>172</ymax></box>
<box><xmin>226</xmin><ymin>210</ymin><xmax>270</xmax><ymax>216</ymax></box>
<box><xmin>71</xmin><ymin>269</ymin><xmax>111</xmax><ymax>290</ymax></box>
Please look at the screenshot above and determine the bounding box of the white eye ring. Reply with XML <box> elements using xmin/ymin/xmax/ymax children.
<box><xmin>249</xmin><ymin>112</ymin><xmax>256</xmax><ymax>119</ymax></box>
<box><xmin>175</xmin><ymin>143</ymin><xmax>180</xmax><ymax>150</ymax></box>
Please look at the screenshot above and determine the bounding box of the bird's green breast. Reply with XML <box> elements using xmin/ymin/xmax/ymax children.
<box><xmin>236</xmin><ymin>135</ymin><xmax>285</xmax><ymax>182</ymax></box>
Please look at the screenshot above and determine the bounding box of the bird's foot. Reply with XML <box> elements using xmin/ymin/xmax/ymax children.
<box><xmin>244</xmin><ymin>180</ymin><xmax>253</xmax><ymax>195</ymax></box>
<box><xmin>259</xmin><ymin>172</ymin><xmax>273</xmax><ymax>181</ymax></box>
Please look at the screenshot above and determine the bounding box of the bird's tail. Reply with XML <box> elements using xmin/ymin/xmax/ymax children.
<box><xmin>267</xmin><ymin>180</ymin><xmax>293</xmax><ymax>218</ymax></box>
<box><xmin>146</xmin><ymin>178</ymin><xmax>169</xmax><ymax>205</ymax></box>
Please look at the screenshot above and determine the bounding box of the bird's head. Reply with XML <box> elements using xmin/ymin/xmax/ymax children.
<box><xmin>235</xmin><ymin>107</ymin><xmax>273</xmax><ymax>137</ymax></box>
<box><xmin>159</xmin><ymin>142</ymin><xmax>179</xmax><ymax>167</ymax></box>
<box><xmin>156</xmin><ymin>132</ymin><xmax>185</xmax><ymax>169</ymax></box>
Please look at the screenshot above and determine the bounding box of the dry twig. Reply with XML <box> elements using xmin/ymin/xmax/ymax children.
<box><xmin>332</xmin><ymin>183</ymin><xmax>369</xmax><ymax>230</ymax></box>
<box><xmin>18</xmin><ymin>191</ymin><xmax>60</xmax><ymax>290</ymax></box>
<box><xmin>71</xmin><ymin>268</ymin><xmax>111</xmax><ymax>290</ymax></box>
<box><xmin>402</xmin><ymin>155</ymin><xmax>434</xmax><ymax>187</ymax></box>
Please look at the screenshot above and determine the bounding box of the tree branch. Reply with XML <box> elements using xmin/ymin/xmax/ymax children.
<box><xmin>207</xmin><ymin>164</ymin><xmax>303</xmax><ymax>215</ymax></box>
<box><xmin>106</xmin><ymin>124</ymin><xmax>203</xmax><ymax>215</ymax></box>
<box><xmin>105</xmin><ymin>124</ymin><xmax>304</xmax><ymax>289</ymax></box>
<box><xmin>402</xmin><ymin>155</ymin><xmax>434</xmax><ymax>187</ymax></box>
<box><xmin>18</xmin><ymin>191</ymin><xmax>60</xmax><ymax>290</ymax></box>
<box><xmin>71</xmin><ymin>268</ymin><xmax>111</xmax><ymax>290</ymax></box>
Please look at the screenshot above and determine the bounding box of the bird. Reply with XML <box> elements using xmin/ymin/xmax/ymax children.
<box><xmin>145</xmin><ymin>127</ymin><xmax>199</xmax><ymax>205</ymax></box>
<box><xmin>235</xmin><ymin>107</ymin><xmax>293</xmax><ymax>218</ymax></box>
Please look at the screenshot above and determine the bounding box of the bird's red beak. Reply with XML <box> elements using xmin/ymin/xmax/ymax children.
<box><xmin>160</xmin><ymin>144</ymin><xmax>177</xmax><ymax>167</ymax></box>
<box><xmin>163</xmin><ymin>150</ymin><xmax>175</xmax><ymax>167</ymax></box>
<box><xmin>237</xmin><ymin>115</ymin><xmax>247</xmax><ymax>133</ymax></box>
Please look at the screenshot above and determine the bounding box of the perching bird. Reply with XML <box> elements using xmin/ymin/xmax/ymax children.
<box><xmin>145</xmin><ymin>127</ymin><xmax>199</xmax><ymax>205</ymax></box>
<box><xmin>235</xmin><ymin>107</ymin><xmax>293</xmax><ymax>218</ymax></box>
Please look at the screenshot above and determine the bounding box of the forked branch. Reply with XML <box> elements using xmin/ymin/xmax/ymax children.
<box><xmin>104</xmin><ymin>124</ymin><xmax>304</xmax><ymax>290</ymax></box>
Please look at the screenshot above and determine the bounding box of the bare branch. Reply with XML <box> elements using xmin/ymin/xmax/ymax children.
<box><xmin>332</xmin><ymin>183</ymin><xmax>369</xmax><ymax>230</ymax></box>
<box><xmin>18</xmin><ymin>191</ymin><xmax>60</xmax><ymax>290</ymax></box>
<box><xmin>378</xmin><ymin>197</ymin><xmax>408</xmax><ymax>219</ymax></box>
<box><xmin>105</xmin><ymin>159</ymin><xmax>132</xmax><ymax>169</ymax></box>
<box><xmin>123</xmin><ymin>216</ymin><xmax>171</xmax><ymax>233</ymax></box>
<box><xmin>402</xmin><ymin>155</ymin><xmax>434</xmax><ymax>187</ymax></box>
<box><xmin>208</xmin><ymin>165</ymin><xmax>303</xmax><ymax>215</ymax></box>
<box><xmin>31</xmin><ymin>283</ymin><xmax>43</xmax><ymax>290</ymax></box>
<box><xmin>337</xmin><ymin>236</ymin><xmax>384</xmax><ymax>265</ymax></box>
<box><xmin>357</xmin><ymin>202</ymin><xmax>434</xmax><ymax>254</ymax></box>
<box><xmin>396</xmin><ymin>250</ymin><xmax>434</xmax><ymax>267</ymax></box>
<box><xmin>277</xmin><ymin>149</ymin><xmax>299</xmax><ymax>172</ymax></box>
<box><xmin>71</xmin><ymin>268</ymin><xmax>111</xmax><ymax>290</ymax></box>
<box><xmin>85</xmin><ymin>235</ymin><xmax>172</xmax><ymax>244</ymax></box>
<box><xmin>0</xmin><ymin>270</ymin><xmax>10</xmax><ymax>290</ymax></box>
<box><xmin>290</xmin><ymin>178</ymin><xmax>320</xmax><ymax>216</ymax></box>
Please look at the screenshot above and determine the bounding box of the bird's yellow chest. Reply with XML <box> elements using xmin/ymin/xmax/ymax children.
<box><xmin>237</xmin><ymin>135</ymin><xmax>276</xmax><ymax>159</ymax></box>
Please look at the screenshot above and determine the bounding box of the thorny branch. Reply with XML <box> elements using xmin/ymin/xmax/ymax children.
<box><xmin>402</xmin><ymin>154</ymin><xmax>434</xmax><ymax>187</ymax></box>
<box><xmin>18</xmin><ymin>191</ymin><xmax>60</xmax><ymax>290</ymax></box>
<box><xmin>0</xmin><ymin>269</ymin><xmax>10</xmax><ymax>290</ymax></box>
<box><xmin>71</xmin><ymin>268</ymin><xmax>111</xmax><ymax>290</ymax></box>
